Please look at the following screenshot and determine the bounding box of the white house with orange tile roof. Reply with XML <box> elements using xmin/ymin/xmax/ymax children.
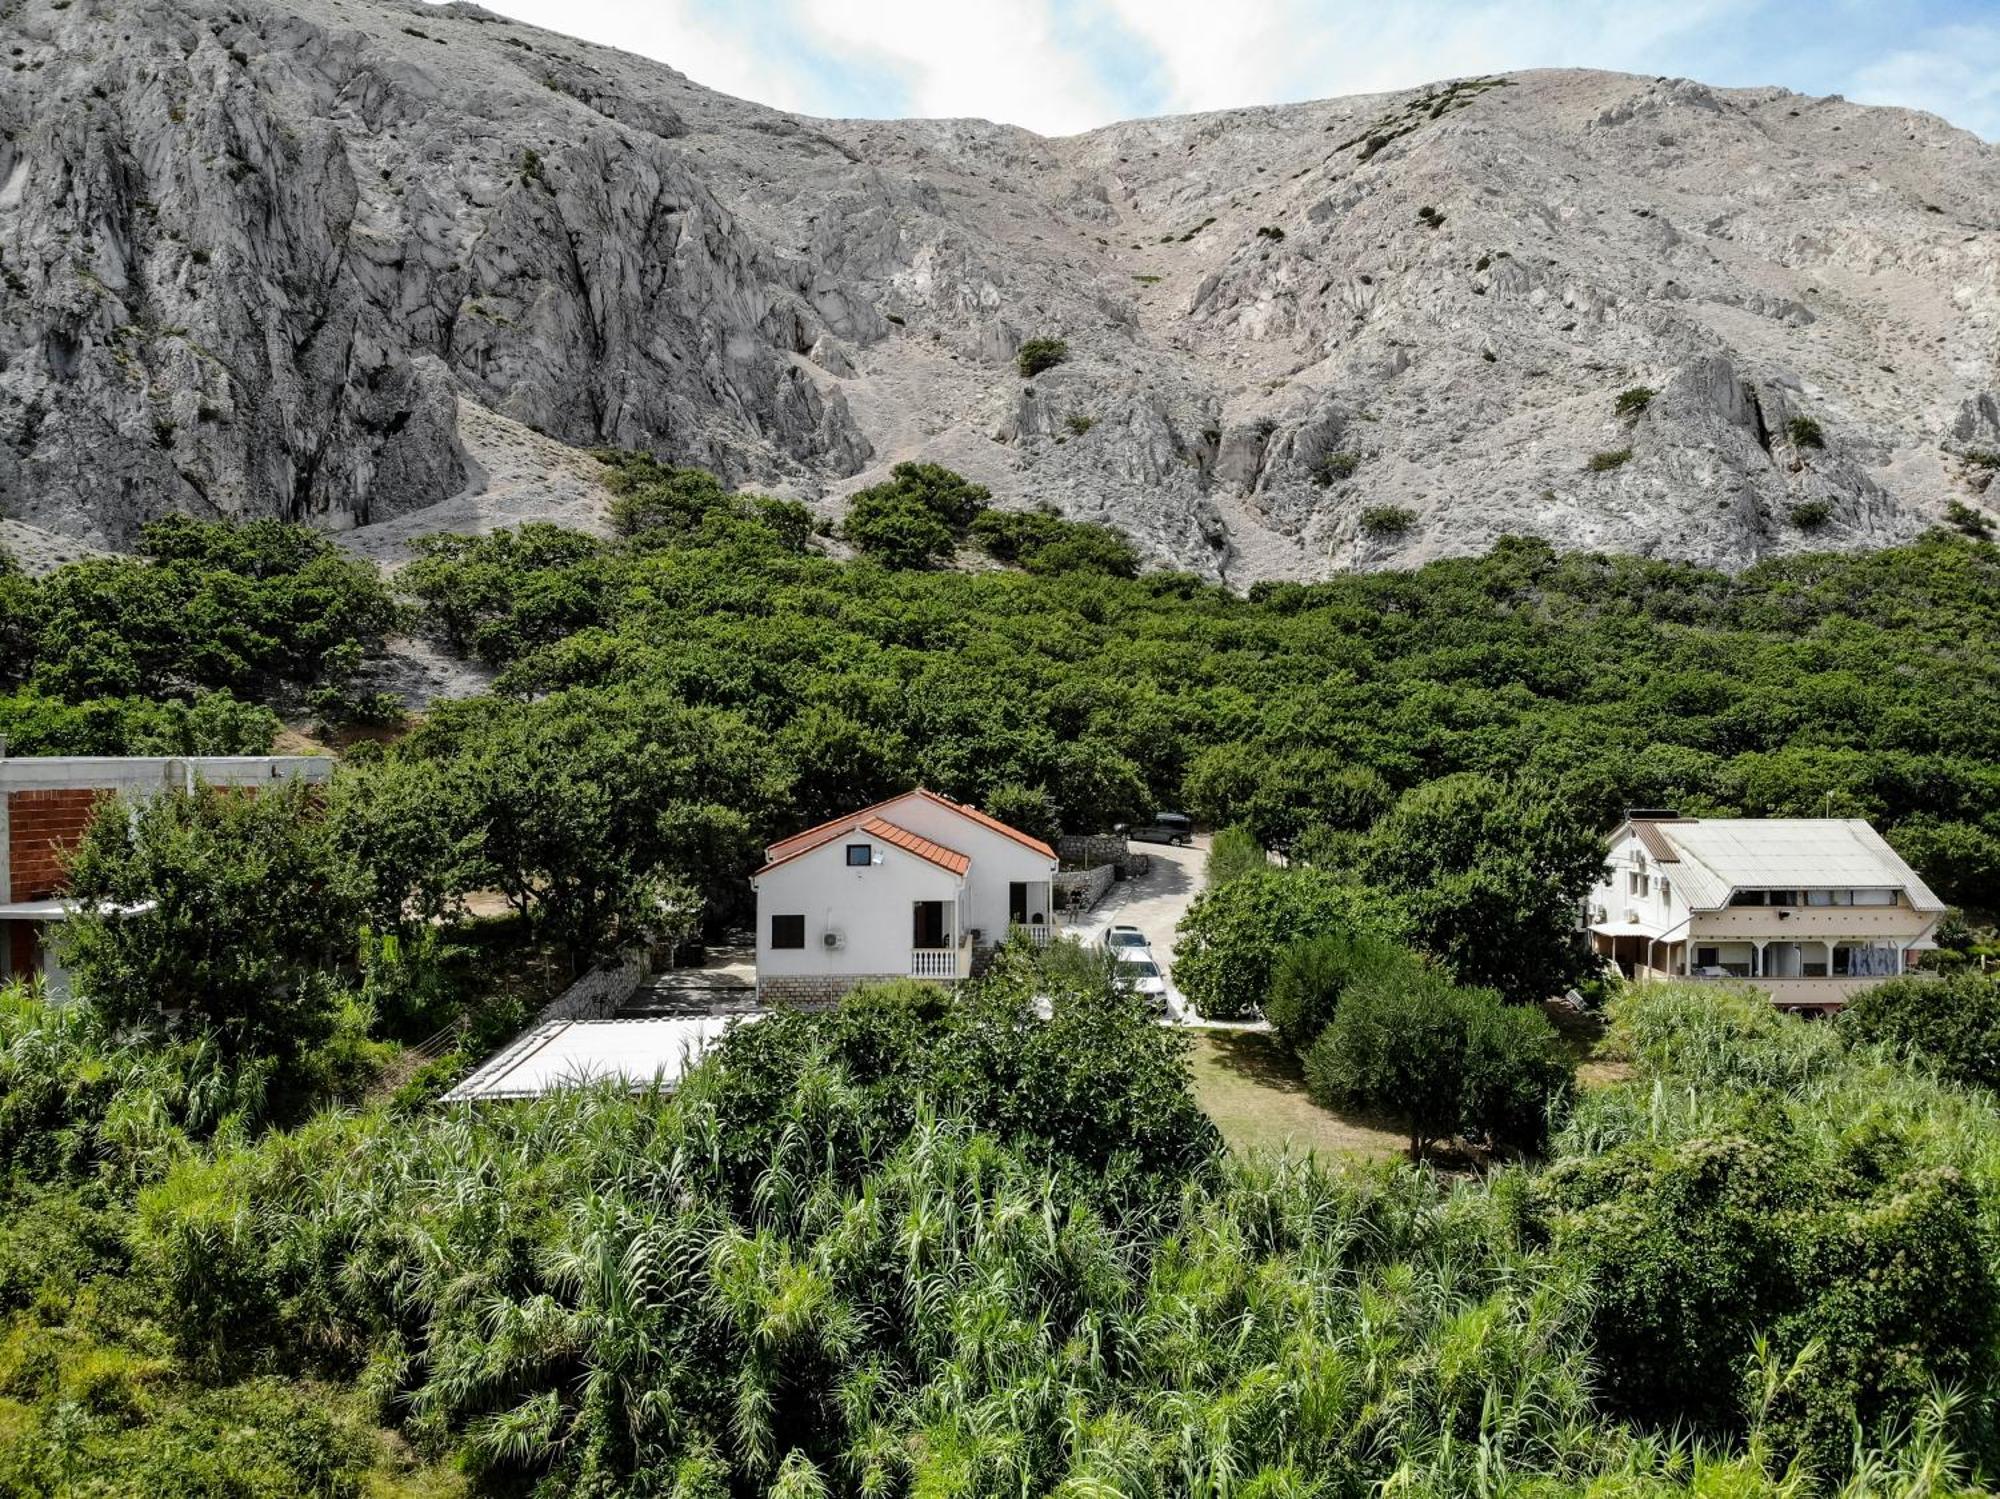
<box><xmin>751</xmin><ymin>789</ymin><xmax>1059</xmax><ymax>1004</ymax></box>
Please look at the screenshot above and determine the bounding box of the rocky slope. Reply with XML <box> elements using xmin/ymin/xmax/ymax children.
<box><xmin>2</xmin><ymin>0</ymin><xmax>1998</xmax><ymax>580</ymax></box>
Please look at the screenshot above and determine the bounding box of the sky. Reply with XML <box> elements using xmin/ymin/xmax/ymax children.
<box><xmin>456</xmin><ymin>0</ymin><xmax>2000</xmax><ymax>141</ymax></box>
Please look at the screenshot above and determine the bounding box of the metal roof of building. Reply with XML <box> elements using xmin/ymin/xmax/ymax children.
<box><xmin>1631</xmin><ymin>818</ymin><xmax>1944</xmax><ymax>912</ymax></box>
<box><xmin>440</xmin><ymin>1015</ymin><xmax>762</xmax><ymax>1102</ymax></box>
<box><xmin>0</xmin><ymin>754</ymin><xmax>331</xmax><ymax>791</ymax></box>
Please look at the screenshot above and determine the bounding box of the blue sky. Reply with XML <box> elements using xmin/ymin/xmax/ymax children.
<box><xmin>470</xmin><ymin>0</ymin><xmax>2000</xmax><ymax>140</ymax></box>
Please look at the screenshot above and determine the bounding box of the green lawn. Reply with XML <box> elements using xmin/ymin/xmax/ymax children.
<box><xmin>1187</xmin><ymin>1030</ymin><xmax>1407</xmax><ymax>1161</ymax></box>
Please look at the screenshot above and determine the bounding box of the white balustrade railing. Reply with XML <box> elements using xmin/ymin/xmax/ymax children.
<box><xmin>910</xmin><ymin>948</ymin><xmax>959</xmax><ymax>979</ymax></box>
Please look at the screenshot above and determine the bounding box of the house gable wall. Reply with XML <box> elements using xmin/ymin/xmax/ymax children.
<box><xmin>754</xmin><ymin>833</ymin><xmax>962</xmax><ymax>981</ymax></box>
<box><xmin>861</xmin><ymin>793</ymin><xmax>1057</xmax><ymax>940</ymax></box>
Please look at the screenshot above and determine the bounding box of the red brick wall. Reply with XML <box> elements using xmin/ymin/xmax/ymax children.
<box><xmin>8</xmin><ymin>789</ymin><xmax>110</xmax><ymax>901</ymax></box>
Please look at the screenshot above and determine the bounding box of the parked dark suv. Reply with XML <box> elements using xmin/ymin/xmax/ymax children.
<box><xmin>1124</xmin><ymin>811</ymin><xmax>1193</xmax><ymax>846</ymax></box>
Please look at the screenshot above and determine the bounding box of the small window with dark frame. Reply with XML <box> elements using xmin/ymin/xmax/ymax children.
<box><xmin>846</xmin><ymin>844</ymin><xmax>873</xmax><ymax>867</ymax></box>
<box><xmin>770</xmin><ymin>914</ymin><xmax>805</xmax><ymax>949</ymax></box>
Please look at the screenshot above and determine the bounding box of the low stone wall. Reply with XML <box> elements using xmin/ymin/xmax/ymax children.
<box><xmin>1054</xmin><ymin>863</ymin><xmax>1117</xmax><ymax>914</ymax></box>
<box><xmin>537</xmin><ymin>947</ymin><xmax>648</xmax><ymax>1022</ymax></box>
<box><xmin>1058</xmin><ymin>832</ymin><xmax>1129</xmax><ymax>869</ymax></box>
<box><xmin>758</xmin><ymin>973</ymin><xmax>906</xmax><ymax>1008</ymax></box>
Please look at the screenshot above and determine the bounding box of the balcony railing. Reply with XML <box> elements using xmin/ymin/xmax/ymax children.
<box><xmin>1012</xmin><ymin>922</ymin><xmax>1053</xmax><ymax>947</ymax></box>
<box><xmin>910</xmin><ymin>948</ymin><xmax>960</xmax><ymax>979</ymax></box>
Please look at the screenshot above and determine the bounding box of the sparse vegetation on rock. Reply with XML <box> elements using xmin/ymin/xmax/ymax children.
<box><xmin>1948</xmin><ymin>499</ymin><xmax>1994</xmax><ymax>540</ymax></box>
<box><xmin>1614</xmin><ymin>386</ymin><xmax>1655</xmax><ymax>418</ymax></box>
<box><xmin>1588</xmin><ymin>448</ymin><xmax>1633</xmax><ymax>472</ymax></box>
<box><xmin>1788</xmin><ymin>499</ymin><xmax>1833</xmax><ymax>531</ymax></box>
<box><xmin>1016</xmin><ymin>337</ymin><xmax>1068</xmax><ymax>377</ymax></box>
<box><xmin>1360</xmin><ymin>504</ymin><xmax>1417</xmax><ymax>536</ymax></box>
<box><xmin>1314</xmin><ymin>451</ymin><xmax>1361</xmax><ymax>485</ymax></box>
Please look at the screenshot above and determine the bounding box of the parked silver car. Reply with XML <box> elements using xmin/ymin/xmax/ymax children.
<box><xmin>1101</xmin><ymin>924</ymin><xmax>1150</xmax><ymax>954</ymax></box>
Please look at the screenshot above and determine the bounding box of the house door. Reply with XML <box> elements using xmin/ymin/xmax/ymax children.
<box><xmin>1008</xmin><ymin>882</ymin><xmax>1028</xmax><ymax>924</ymax></box>
<box><xmin>912</xmin><ymin>900</ymin><xmax>946</xmax><ymax>948</ymax></box>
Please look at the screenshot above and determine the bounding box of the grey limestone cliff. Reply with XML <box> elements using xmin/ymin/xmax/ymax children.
<box><xmin>2</xmin><ymin>0</ymin><xmax>1998</xmax><ymax>580</ymax></box>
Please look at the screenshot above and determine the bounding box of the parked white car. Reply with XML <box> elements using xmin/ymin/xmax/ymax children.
<box><xmin>1101</xmin><ymin>924</ymin><xmax>1150</xmax><ymax>954</ymax></box>
<box><xmin>1114</xmin><ymin>952</ymin><xmax>1170</xmax><ymax>1011</ymax></box>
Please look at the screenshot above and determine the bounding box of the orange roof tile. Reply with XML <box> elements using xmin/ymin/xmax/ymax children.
<box><xmin>857</xmin><ymin>817</ymin><xmax>971</xmax><ymax>876</ymax></box>
<box><xmin>755</xmin><ymin>815</ymin><xmax>970</xmax><ymax>878</ymax></box>
<box><xmin>909</xmin><ymin>789</ymin><xmax>1058</xmax><ymax>860</ymax></box>
<box><xmin>760</xmin><ymin>787</ymin><xmax>1056</xmax><ymax>863</ymax></box>
<box><xmin>762</xmin><ymin>792</ymin><xmax>915</xmax><ymax>862</ymax></box>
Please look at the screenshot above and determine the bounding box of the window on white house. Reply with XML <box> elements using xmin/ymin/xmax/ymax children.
<box><xmin>1696</xmin><ymin>946</ymin><xmax>1719</xmax><ymax>968</ymax></box>
<box><xmin>1659</xmin><ymin>878</ymin><xmax>1671</xmax><ymax>903</ymax></box>
<box><xmin>846</xmin><ymin>844</ymin><xmax>873</xmax><ymax>867</ymax></box>
<box><xmin>771</xmin><ymin>914</ymin><xmax>805</xmax><ymax>949</ymax></box>
<box><xmin>1852</xmin><ymin>889</ymin><xmax>1897</xmax><ymax>906</ymax></box>
<box><xmin>1628</xmin><ymin>871</ymin><xmax>1649</xmax><ymax>897</ymax></box>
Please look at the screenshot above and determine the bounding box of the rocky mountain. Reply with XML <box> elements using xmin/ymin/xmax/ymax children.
<box><xmin>2</xmin><ymin>0</ymin><xmax>1998</xmax><ymax>580</ymax></box>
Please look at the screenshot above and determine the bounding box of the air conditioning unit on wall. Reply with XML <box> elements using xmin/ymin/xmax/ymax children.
<box><xmin>822</xmin><ymin>930</ymin><xmax>844</xmax><ymax>950</ymax></box>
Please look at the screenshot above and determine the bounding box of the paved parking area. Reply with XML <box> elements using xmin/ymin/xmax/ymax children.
<box><xmin>1068</xmin><ymin>835</ymin><xmax>1208</xmax><ymax>1020</ymax></box>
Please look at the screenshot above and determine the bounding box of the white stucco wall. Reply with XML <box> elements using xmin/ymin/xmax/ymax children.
<box><xmin>858</xmin><ymin>794</ymin><xmax>1058</xmax><ymax>942</ymax></box>
<box><xmin>754</xmin><ymin>833</ymin><xmax>965</xmax><ymax>980</ymax></box>
<box><xmin>1591</xmin><ymin>833</ymin><xmax>1685</xmax><ymax>934</ymax></box>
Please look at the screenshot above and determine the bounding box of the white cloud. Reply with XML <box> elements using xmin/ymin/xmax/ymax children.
<box><xmin>1849</xmin><ymin>24</ymin><xmax>2000</xmax><ymax>140</ymax></box>
<box><xmin>1097</xmin><ymin>0</ymin><xmax>1745</xmax><ymax>117</ymax></box>
<box><xmin>449</xmin><ymin>0</ymin><xmax>2000</xmax><ymax>142</ymax></box>
<box><xmin>789</xmin><ymin>0</ymin><xmax>1127</xmax><ymax>132</ymax></box>
<box><xmin>450</xmin><ymin>0</ymin><xmax>823</xmax><ymax>113</ymax></box>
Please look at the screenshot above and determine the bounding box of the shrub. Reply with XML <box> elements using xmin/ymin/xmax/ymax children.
<box><xmin>1313</xmin><ymin>451</ymin><xmax>1360</xmax><ymax>485</ymax></box>
<box><xmin>843</xmin><ymin>462</ymin><xmax>993</xmax><ymax>567</ymax></box>
<box><xmin>1359</xmin><ymin>504</ymin><xmax>1416</xmax><ymax>536</ymax></box>
<box><xmin>1946</xmin><ymin>499</ymin><xmax>1993</xmax><ymax>539</ymax></box>
<box><xmin>603</xmin><ymin>461</ymin><xmax>732</xmax><ymax>536</ymax></box>
<box><xmin>979</xmin><ymin>784</ymin><xmax>1060</xmax><ymax>846</ymax></box>
<box><xmin>1360</xmin><ymin>773</ymin><xmax>1606</xmax><ymax>1002</ymax></box>
<box><xmin>1839</xmin><ymin>970</ymin><xmax>2000</xmax><ymax>1091</ymax></box>
<box><xmin>1587</xmin><ymin>448</ymin><xmax>1633</xmax><ymax>472</ymax></box>
<box><xmin>1787</xmin><ymin>499</ymin><xmax>1832</xmax><ymax>530</ymax></box>
<box><xmin>1265</xmin><ymin>929</ymin><xmax>1417</xmax><ymax>1053</ymax></box>
<box><xmin>1016</xmin><ymin>338</ymin><xmax>1068</xmax><ymax>377</ymax></box>
<box><xmin>59</xmin><ymin>779</ymin><xmax>365</xmax><ymax>1064</ymax></box>
<box><xmin>1417</xmin><ymin>205</ymin><xmax>1445</xmax><ymax>228</ymax></box>
<box><xmin>1304</xmin><ymin>962</ymin><xmax>1567</xmax><ymax>1156</ymax></box>
<box><xmin>1174</xmin><ymin>868</ymin><xmax>1391</xmax><ymax>1021</ymax></box>
<box><xmin>1204</xmin><ymin>826</ymin><xmax>1265</xmax><ymax>889</ymax></box>
<box><xmin>970</xmin><ymin>509</ymin><xmax>1137</xmax><ymax>577</ymax></box>
<box><xmin>1614</xmin><ymin>386</ymin><xmax>1655</xmax><ymax>418</ymax></box>
<box><xmin>1256</xmin><ymin>225</ymin><xmax>1285</xmax><ymax>241</ymax></box>
<box><xmin>1786</xmin><ymin>415</ymin><xmax>1825</xmax><ymax>449</ymax></box>
<box><xmin>752</xmin><ymin>496</ymin><xmax>813</xmax><ymax>552</ymax></box>
<box><xmin>1064</xmin><ymin>413</ymin><xmax>1095</xmax><ymax>435</ymax></box>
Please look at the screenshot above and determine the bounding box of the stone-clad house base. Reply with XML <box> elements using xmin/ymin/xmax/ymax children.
<box><xmin>757</xmin><ymin>973</ymin><xmax>912</xmax><ymax>1008</ymax></box>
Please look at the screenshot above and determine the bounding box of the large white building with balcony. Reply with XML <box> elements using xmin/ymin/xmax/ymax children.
<box><xmin>1588</xmin><ymin>812</ymin><xmax>1946</xmax><ymax>1012</ymax></box>
<box><xmin>752</xmin><ymin>789</ymin><xmax>1058</xmax><ymax>1005</ymax></box>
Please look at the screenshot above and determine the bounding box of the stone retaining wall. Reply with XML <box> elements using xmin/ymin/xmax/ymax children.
<box><xmin>1057</xmin><ymin>832</ymin><xmax>1129</xmax><ymax>869</ymax></box>
<box><xmin>1053</xmin><ymin>863</ymin><xmax>1117</xmax><ymax>914</ymax></box>
<box><xmin>537</xmin><ymin>946</ymin><xmax>648</xmax><ymax>1022</ymax></box>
